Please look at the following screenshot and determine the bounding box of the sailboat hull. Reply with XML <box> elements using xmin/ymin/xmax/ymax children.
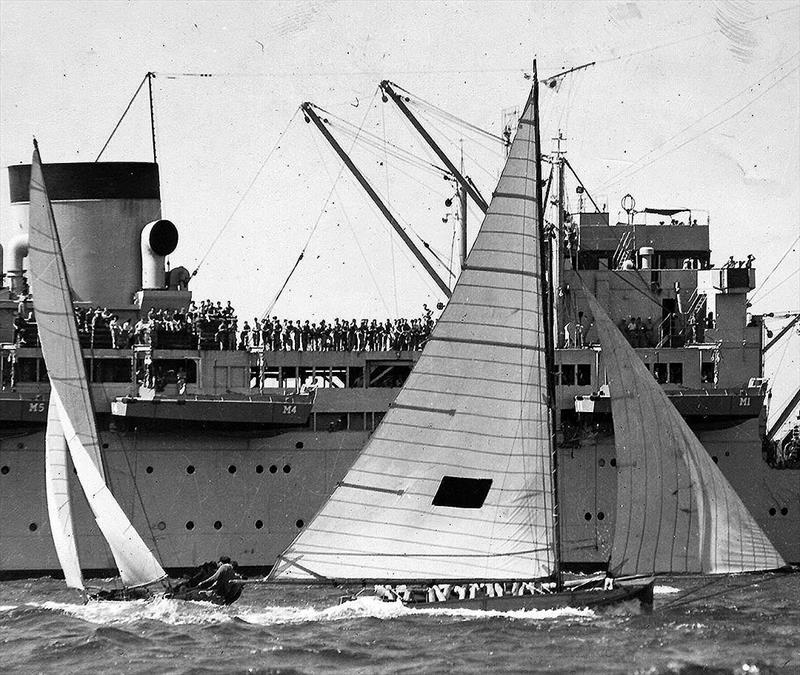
<box><xmin>402</xmin><ymin>579</ymin><xmax>654</xmax><ymax>612</ymax></box>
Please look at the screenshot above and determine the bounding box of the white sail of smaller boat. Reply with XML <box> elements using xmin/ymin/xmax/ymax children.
<box><xmin>584</xmin><ymin>290</ymin><xmax>785</xmax><ymax>575</ymax></box>
<box><xmin>45</xmin><ymin>396</ymin><xmax>83</xmax><ymax>591</ymax></box>
<box><xmin>29</xmin><ymin>141</ymin><xmax>167</xmax><ymax>590</ymax></box>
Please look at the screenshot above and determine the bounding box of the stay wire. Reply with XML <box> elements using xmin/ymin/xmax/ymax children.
<box><xmin>750</xmin><ymin>268</ymin><xmax>799</xmax><ymax>306</ymax></box>
<box><xmin>382</xmin><ymin>102</ymin><xmax>400</xmax><ymax>315</ymax></box>
<box><xmin>393</xmin><ymin>83</ymin><xmax>507</xmax><ymax>145</ymax></box>
<box><xmin>95</xmin><ymin>74</ymin><xmax>149</xmax><ymax>162</ymax></box>
<box><xmin>598</xmin><ymin>52</ymin><xmax>800</xmax><ymax>190</ymax></box>
<box><xmin>749</xmin><ymin>233</ymin><xmax>800</xmax><ymax>303</ymax></box>
<box><xmin>311</xmin><ymin>126</ymin><xmax>392</xmax><ymax>315</ymax></box>
<box><xmin>191</xmin><ymin>108</ymin><xmax>300</xmax><ymax>278</ymax></box>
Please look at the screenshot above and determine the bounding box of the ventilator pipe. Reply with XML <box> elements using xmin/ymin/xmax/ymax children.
<box><xmin>140</xmin><ymin>220</ymin><xmax>178</xmax><ymax>289</ymax></box>
<box><xmin>4</xmin><ymin>233</ymin><xmax>29</xmax><ymax>294</ymax></box>
<box><xmin>639</xmin><ymin>246</ymin><xmax>655</xmax><ymax>270</ymax></box>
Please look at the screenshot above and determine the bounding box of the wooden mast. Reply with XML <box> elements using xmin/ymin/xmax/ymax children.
<box><xmin>532</xmin><ymin>59</ymin><xmax>563</xmax><ymax>590</ymax></box>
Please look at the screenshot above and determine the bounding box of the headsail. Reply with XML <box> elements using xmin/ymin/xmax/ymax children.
<box><xmin>27</xmin><ymin>143</ymin><xmax>104</xmax><ymax>473</ymax></box>
<box><xmin>45</xmin><ymin>396</ymin><xmax>84</xmax><ymax>591</ymax></box>
<box><xmin>584</xmin><ymin>291</ymin><xmax>785</xmax><ymax>575</ymax></box>
<box><xmin>271</xmin><ymin>88</ymin><xmax>555</xmax><ymax>583</ymax></box>
<box><xmin>51</xmin><ymin>389</ymin><xmax>167</xmax><ymax>588</ymax></box>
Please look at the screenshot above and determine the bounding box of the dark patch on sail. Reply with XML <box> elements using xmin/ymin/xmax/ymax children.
<box><xmin>432</xmin><ymin>476</ymin><xmax>493</xmax><ymax>509</ymax></box>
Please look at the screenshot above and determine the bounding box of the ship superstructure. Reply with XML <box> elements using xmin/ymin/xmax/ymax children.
<box><xmin>0</xmin><ymin>152</ymin><xmax>797</xmax><ymax>578</ymax></box>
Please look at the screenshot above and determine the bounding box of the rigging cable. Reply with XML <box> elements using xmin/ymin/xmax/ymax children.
<box><xmin>382</xmin><ymin>101</ymin><xmax>400</xmax><ymax>315</ymax></box>
<box><xmin>191</xmin><ymin>108</ymin><xmax>300</xmax><ymax>278</ymax></box>
<box><xmin>599</xmin><ymin>52</ymin><xmax>800</xmax><ymax>190</ymax></box>
<box><xmin>748</xmin><ymin>233</ymin><xmax>800</xmax><ymax>304</ymax></box>
<box><xmin>749</xmin><ymin>268</ymin><xmax>799</xmax><ymax>307</ymax></box>
<box><xmin>117</xmin><ymin>431</ymin><xmax>165</xmax><ymax>564</ymax></box>
<box><xmin>308</xmin><ymin>115</ymin><xmax>392</xmax><ymax>315</ymax></box>
<box><xmin>95</xmin><ymin>73</ymin><xmax>149</xmax><ymax>162</ymax></box>
<box><xmin>387</xmin><ymin>81</ymin><xmax>507</xmax><ymax>145</ymax></box>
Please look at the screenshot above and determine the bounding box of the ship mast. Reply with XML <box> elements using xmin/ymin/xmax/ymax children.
<box><xmin>532</xmin><ymin>60</ymin><xmax>563</xmax><ymax>591</ymax></box>
<box><xmin>458</xmin><ymin>143</ymin><xmax>468</xmax><ymax>270</ymax></box>
<box><xmin>552</xmin><ymin>130</ymin><xmax>566</xmax><ymax>348</ymax></box>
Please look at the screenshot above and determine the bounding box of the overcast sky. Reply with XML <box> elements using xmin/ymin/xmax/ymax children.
<box><xmin>1</xmin><ymin>0</ymin><xmax>798</xmax><ymax>323</ymax></box>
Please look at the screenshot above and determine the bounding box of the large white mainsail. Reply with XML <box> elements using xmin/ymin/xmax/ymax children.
<box><xmin>45</xmin><ymin>396</ymin><xmax>83</xmax><ymax>591</ymax></box>
<box><xmin>584</xmin><ymin>291</ymin><xmax>786</xmax><ymax>575</ymax></box>
<box><xmin>271</xmin><ymin>87</ymin><xmax>555</xmax><ymax>582</ymax></box>
<box><xmin>28</xmin><ymin>143</ymin><xmax>167</xmax><ymax>589</ymax></box>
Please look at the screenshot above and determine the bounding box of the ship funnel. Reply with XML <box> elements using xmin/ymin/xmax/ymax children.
<box><xmin>141</xmin><ymin>219</ymin><xmax>178</xmax><ymax>289</ymax></box>
<box><xmin>639</xmin><ymin>246</ymin><xmax>654</xmax><ymax>270</ymax></box>
<box><xmin>5</xmin><ymin>233</ymin><xmax>29</xmax><ymax>294</ymax></box>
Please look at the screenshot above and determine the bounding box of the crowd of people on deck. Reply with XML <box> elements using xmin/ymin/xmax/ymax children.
<box><xmin>240</xmin><ymin>305</ymin><xmax>436</xmax><ymax>352</ymax></box>
<box><xmin>12</xmin><ymin>297</ymin><xmax>437</xmax><ymax>353</ymax></box>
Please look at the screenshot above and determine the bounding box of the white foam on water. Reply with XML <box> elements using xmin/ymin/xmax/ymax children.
<box><xmin>241</xmin><ymin>596</ymin><xmax>596</xmax><ymax>624</ymax></box>
<box><xmin>29</xmin><ymin>594</ymin><xmax>596</xmax><ymax>626</ymax></box>
<box><xmin>655</xmin><ymin>585</ymin><xmax>681</xmax><ymax>594</ymax></box>
<box><xmin>32</xmin><ymin>598</ymin><xmax>235</xmax><ymax>626</ymax></box>
<box><xmin>0</xmin><ymin>605</ymin><xmax>18</xmax><ymax>612</ymax></box>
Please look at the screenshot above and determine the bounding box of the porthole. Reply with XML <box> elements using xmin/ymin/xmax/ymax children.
<box><xmin>725</xmin><ymin>451</ymin><xmax>730</xmax><ymax>457</ymax></box>
<box><xmin>17</xmin><ymin>443</ymin><xmax>24</xmax><ymax>449</ymax></box>
<box><xmin>295</xmin><ymin>441</ymin><xmax>304</xmax><ymax>449</ymax></box>
<box><xmin>597</xmin><ymin>512</ymin><xmax>605</xmax><ymax>521</ymax></box>
<box><xmin>780</xmin><ymin>507</ymin><xmax>788</xmax><ymax>516</ymax></box>
<box><xmin>146</xmin><ymin>466</ymin><xmax>154</xmax><ymax>474</ymax></box>
<box><xmin>156</xmin><ymin>521</ymin><xmax>166</xmax><ymax>531</ymax></box>
<box><xmin>610</xmin><ymin>458</ymin><xmax>617</xmax><ymax>467</ymax></box>
<box><xmin>213</xmin><ymin>520</ymin><xmax>222</xmax><ymax>530</ymax></box>
<box><xmin>269</xmin><ymin>465</ymin><xmax>278</xmax><ymax>474</ymax></box>
<box><xmin>584</xmin><ymin>512</ymin><xmax>592</xmax><ymax>521</ymax></box>
<box><xmin>712</xmin><ymin>456</ymin><xmax>718</xmax><ymax>464</ymax></box>
<box><xmin>296</xmin><ymin>519</ymin><xmax>305</xmax><ymax>528</ymax></box>
<box><xmin>283</xmin><ymin>464</ymin><xmax>291</xmax><ymax>474</ymax></box>
<box><xmin>186</xmin><ymin>465</ymin><xmax>195</xmax><ymax>474</ymax></box>
<box><xmin>29</xmin><ymin>522</ymin><xmax>38</xmax><ymax>532</ymax></box>
<box><xmin>102</xmin><ymin>443</ymin><xmax>109</xmax><ymax>449</ymax></box>
<box><xmin>186</xmin><ymin>521</ymin><xmax>195</xmax><ymax>530</ymax></box>
<box><xmin>1</xmin><ymin>466</ymin><xmax>9</xmax><ymax>475</ymax></box>
<box><xmin>255</xmin><ymin>519</ymin><xmax>264</xmax><ymax>529</ymax></box>
<box><xmin>228</xmin><ymin>465</ymin><xmax>237</xmax><ymax>474</ymax></box>
<box><xmin>598</xmin><ymin>458</ymin><xmax>605</xmax><ymax>467</ymax></box>
<box><xmin>769</xmin><ymin>507</ymin><xmax>777</xmax><ymax>516</ymax></box>
<box><xmin>256</xmin><ymin>464</ymin><xmax>264</xmax><ymax>474</ymax></box>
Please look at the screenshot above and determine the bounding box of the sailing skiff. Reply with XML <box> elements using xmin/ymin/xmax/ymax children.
<box><xmin>29</xmin><ymin>140</ymin><xmax>242</xmax><ymax>605</ymax></box>
<box><xmin>266</xmin><ymin>64</ymin><xmax>784</xmax><ymax>611</ymax></box>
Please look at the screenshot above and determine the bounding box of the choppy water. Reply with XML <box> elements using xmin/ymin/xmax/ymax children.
<box><xmin>1</xmin><ymin>573</ymin><xmax>798</xmax><ymax>673</ymax></box>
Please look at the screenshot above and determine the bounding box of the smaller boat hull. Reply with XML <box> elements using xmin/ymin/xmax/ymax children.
<box><xmin>89</xmin><ymin>584</ymin><xmax>244</xmax><ymax>606</ymax></box>
<box><xmin>402</xmin><ymin>579</ymin><xmax>654</xmax><ymax>612</ymax></box>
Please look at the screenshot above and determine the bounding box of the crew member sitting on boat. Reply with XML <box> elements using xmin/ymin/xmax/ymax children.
<box><xmin>196</xmin><ymin>556</ymin><xmax>242</xmax><ymax>600</ymax></box>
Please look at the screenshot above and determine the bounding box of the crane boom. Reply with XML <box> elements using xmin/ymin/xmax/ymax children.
<box><xmin>301</xmin><ymin>102</ymin><xmax>452</xmax><ymax>298</ymax></box>
<box><xmin>380</xmin><ymin>81</ymin><xmax>489</xmax><ymax>214</ymax></box>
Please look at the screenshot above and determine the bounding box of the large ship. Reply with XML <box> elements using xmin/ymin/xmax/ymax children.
<box><xmin>1</xmin><ymin>106</ymin><xmax>798</xmax><ymax>579</ymax></box>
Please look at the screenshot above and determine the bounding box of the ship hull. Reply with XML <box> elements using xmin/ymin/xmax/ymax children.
<box><xmin>1</xmin><ymin>417</ymin><xmax>797</xmax><ymax>578</ymax></box>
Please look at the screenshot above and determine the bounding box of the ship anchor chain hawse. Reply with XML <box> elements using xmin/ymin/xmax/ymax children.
<box><xmin>0</xmin><ymin>61</ymin><xmax>796</xmax><ymax>608</ymax></box>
